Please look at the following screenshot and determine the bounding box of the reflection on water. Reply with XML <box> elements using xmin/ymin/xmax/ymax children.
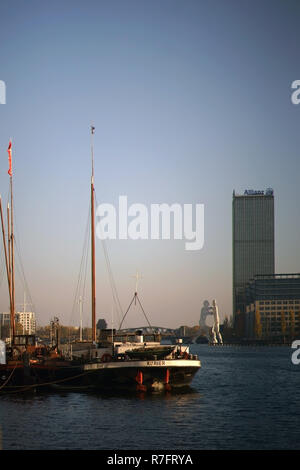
<box><xmin>0</xmin><ymin>345</ymin><xmax>299</xmax><ymax>450</ymax></box>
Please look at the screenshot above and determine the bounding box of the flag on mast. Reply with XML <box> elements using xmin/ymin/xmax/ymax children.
<box><xmin>7</xmin><ymin>140</ymin><xmax>12</xmax><ymax>176</ymax></box>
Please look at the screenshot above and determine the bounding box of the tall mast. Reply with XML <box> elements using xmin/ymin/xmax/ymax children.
<box><xmin>0</xmin><ymin>196</ymin><xmax>13</xmax><ymax>326</ymax></box>
<box><xmin>6</xmin><ymin>140</ymin><xmax>15</xmax><ymax>340</ymax></box>
<box><xmin>7</xmin><ymin>202</ymin><xmax>15</xmax><ymax>340</ymax></box>
<box><xmin>91</xmin><ymin>125</ymin><xmax>96</xmax><ymax>342</ymax></box>
<box><xmin>7</xmin><ymin>203</ymin><xmax>11</xmax><ymax>285</ymax></box>
<box><xmin>10</xmin><ymin>175</ymin><xmax>15</xmax><ymax>339</ymax></box>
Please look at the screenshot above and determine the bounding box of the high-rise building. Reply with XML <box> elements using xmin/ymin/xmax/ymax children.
<box><xmin>16</xmin><ymin>311</ymin><xmax>36</xmax><ymax>335</ymax></box>
<box><xmin>232</xmin><ymin>188</ymin><xmax>275</xmax><ymax>325</ymax></box>
<box><xmin>0</xmin><ymin>311</ymin><xmax>36</xmax><ymax>338</ymax></box>
<box><xmin>0</xmin><ymin>312</ymin><xmax>11</xmax><ymax>340</ymax></box>
<box><xmin>0</xmin><ymin>312</ymin><xmax>10</xmax><ymax>326</ymax></box>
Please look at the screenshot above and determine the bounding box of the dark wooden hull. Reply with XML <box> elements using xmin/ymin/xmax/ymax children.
<box><xmin>0</xmin><ymin>358</ymin><xmax>201</xmax><ymax>393</ymax></box>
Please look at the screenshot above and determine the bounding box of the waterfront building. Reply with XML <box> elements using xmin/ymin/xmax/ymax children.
<box><xmin>0</xmin><ymin>311</ymin><xmax>36</xmax><ymax>337</ymax></box>
<box><xmin>0</xmin><ymin>312</ymin><xmax>10</xmax><ymax>326</ymax></box>
<box><xmin>232</xmin><ymin>188</ymin><xmax>275</xmax><ymax>326</ymax></box>
<box><xmin>245</xmin><ymin>273</ymin><xmax>300</xmax><ymax>341</ymax></box>
<box><xmin>16</xmin><ymin>311</ymin><xmax>36</xmax><ymax>335</ymax></box>
<box><xmin>0</xmin><ymin>312</ymin><xmax>10</xmax><ymax>339</ymax></box>
<box><xmin>0</xmin><ymin>312</ymin><xmax>10</xmax><ymax>340</ymax></box>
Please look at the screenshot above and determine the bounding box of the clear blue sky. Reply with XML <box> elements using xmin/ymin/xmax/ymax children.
<box><xmin>0</xmin><ymin>0</ymin><xmax>300</xmax><ymax>329</ymax></box>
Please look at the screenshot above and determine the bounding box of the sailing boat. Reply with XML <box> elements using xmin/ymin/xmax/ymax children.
<box><xmin>0</xmin><ymin>140</ymin><xmax>59</xmax><ymax>391</ymax></box>
<box><xmin>43</xmin><ymin>126</ymin><xmax>201</xmax><ymax>392</ymax></box>
<box><xmin>0</xmin><ymin>131</ymin><xmax>201</xmax><ymax>393</ymax></box>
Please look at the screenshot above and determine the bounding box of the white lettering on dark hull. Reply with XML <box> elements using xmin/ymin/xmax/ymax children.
<box><xmin>83</xmin><ymin>359</ymin><xmax>201</xmax><ymax>371</ymax></box>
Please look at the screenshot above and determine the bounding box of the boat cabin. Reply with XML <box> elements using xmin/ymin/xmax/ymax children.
<box><xmin>13</xmin><ymin>334</ymin><xmax>36</xmax><ymax>346</ymax></box>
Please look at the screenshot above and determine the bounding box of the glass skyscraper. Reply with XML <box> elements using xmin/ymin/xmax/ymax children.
<box><xmin>232</xmin><ymin>189</ymin><xmax>275</xmax><ymax>324</ymax></box>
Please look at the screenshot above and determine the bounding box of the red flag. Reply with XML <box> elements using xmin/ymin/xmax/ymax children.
<box><xmin>7</xmin><ymin>140</ymin><xmax>12</xmax><ymax>176</ymax></box>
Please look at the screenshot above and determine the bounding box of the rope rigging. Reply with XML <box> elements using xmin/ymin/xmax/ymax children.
<box><xmin>12</xmin><ymin>196</ymin><xmax>36</xmax><ymax>314</ymax></box>
<box><xmin>69</xmin><ymin>188</ymin><xmax>155</xmax><ymax>333</ymax></box>
<box><xmin>0</xmin><ymin>249</ymin><xmax>5</xmax><ymax>290</ymax></box>
<box><xmin>119</xmin><ymin>292</ymin><xmax>154</xmax><ymax>332</ymax></box>
<box><xmin>95</xmin><ymin>191</ymin><xmax>123</xmax><ymax>327</ymax></box>
<box><xmin>68</xmin><ymin>203</ymin><xmax>90</xmax><ymax>329</ymax></box>
<box><xmin>0</xmin><ymin>189</ymin><xmax>36</xmax><ymax>323</ymax></box>
<box><xmin>14</xmin><ymin>236</ymin><xmax>36</xmax><ymax>314</ymax></box>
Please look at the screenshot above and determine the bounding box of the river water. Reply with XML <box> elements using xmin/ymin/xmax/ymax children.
<box><xmin>0</xmin><ymin>345</ymin><xmax>299</xmax><ymax>450</ymax></box>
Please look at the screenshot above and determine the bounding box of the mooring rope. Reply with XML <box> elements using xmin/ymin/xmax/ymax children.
<box><xmin>0</xmin><ymin>366</ymin><xmax>100</xmax><ymax>395</ymax></box>
<box><xmin>0</xmin><ymin>364</ymin><xmax>17</xmax><ymax>390</ymax></box>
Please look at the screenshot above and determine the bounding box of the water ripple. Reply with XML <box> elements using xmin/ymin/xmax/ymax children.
<box><xmin>0</xmin><ymin>345</ymin><xmax>299</xmax><ymax>449</ymax></box>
